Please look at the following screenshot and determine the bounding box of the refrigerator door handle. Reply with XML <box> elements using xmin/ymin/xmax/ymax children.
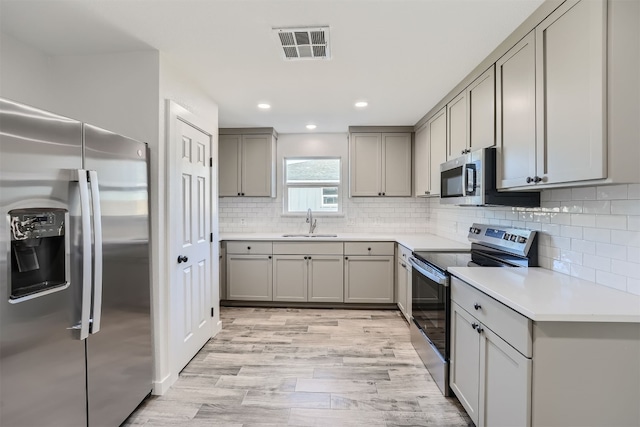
<box><xmin>88</xmin><ymin>170</ymin><xmax>103</xmax><ymax>334</ymax></box>
<box><xmin>77</xmin><ymin>169</ymin><xmax>92</xmax><ymax>340</ymax></box>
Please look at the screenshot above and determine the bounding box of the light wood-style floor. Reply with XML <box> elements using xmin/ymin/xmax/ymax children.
<box><xmin>124</xmin><ymin>307</ymin><xmax>472</xmax><ymax>426</ymax></box>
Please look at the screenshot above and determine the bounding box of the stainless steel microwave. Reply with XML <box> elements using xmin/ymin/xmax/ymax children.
<box><xmin>440</xmin><ymin>147</ymin><xmax>540</xmax><ymax>207</ymax></box>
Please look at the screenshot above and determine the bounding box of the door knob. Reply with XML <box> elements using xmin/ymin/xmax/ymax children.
<box><xmin>177</xmin><ymin>255</ymin><xmax>188</xmax><ymax>263</ymax></box>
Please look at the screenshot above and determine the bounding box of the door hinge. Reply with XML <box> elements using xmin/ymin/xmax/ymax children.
<box><xmin>210</xmin><ymin>157</ymin><xmax>213</xmax><ymax>167</ymax></box>
<box><xmin>210</xmin><ymin>233</ymin><xmax>213</xmax><ymax>243</ymax></box>
<box><xmin>211</xmin><ymin>307</ymin><xmax>214</xmax><ymax>317</ymax></box>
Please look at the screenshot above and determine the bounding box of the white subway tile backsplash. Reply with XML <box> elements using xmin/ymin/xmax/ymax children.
<box><xmin>583</xmin><ymin>227</ymin><xmax>611</xmax><ymax>243</ymax></box>
<box><xmin>583</xmin><ymin>254</ymin><xmax>611</xmax><ymax>272</ymax></box>
<box><xmin>570</xmin><ymin>264</ymin><xmax>595</xmax><ymax>282</ymax></box>
<box><xmin>221</xmin><ymin>183</ymin><xmax>639</xmax><ymax>295</ymax></box>
<box><xmin>582</xmin><ymin>200</ymin><xmax>610</xmax><ymax>214</ymax></box>
<box><xmin>571</xmin><ymin>187</ymin><xmax>596</xmax><ymax>200</ymax></box>
<box><xmin>597</xmin><ymin>184</ymin><xmax>628</xmax><ymax>200</ymax></box>
<box><xmin>570</xmin><ymin>214</ymin><xmax>595</xmax><ymax>227</ymax></box>
<box><xmin>627</xmin><ymin>279</ymin><xmax>640</xmax><ymax>296</ymax></box>
<box><xmin>595</xmin><ymin>270</ymin><xmax>627</xmax><ymax>292</ymax></box>
<box><xmin>595</xmin><ymin>215</ymin><xmax>627</xmax><ymax>230</ymax></box>
<box><xmin>611</xmin><ymin>200</ymin><xmax>640</xmax><ymax>215</ymax></box>
<box><xmin>571</xmin><ymin>239</ymin><xmax>596</xmax><ymax>255</ymax></box>
<box><xmin>560</xmin><ymin>225</ymin><xmax>583</xmax><ymax>239</ymax></box>
<box><xmin>595</xmin><ymin>243</ymin><xmax>628</xmax><ymax>260</ymax></box>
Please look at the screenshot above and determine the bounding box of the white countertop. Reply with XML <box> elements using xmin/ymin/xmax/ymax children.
<box><xmin>448</xmin><ymin>267</ymin><xmax>640</xmax><ymax>323</ymax></box>
<box><xmin>219</xmin><ymin>232</ymin><xmax>470</xmax><ymax>252</ymax></box>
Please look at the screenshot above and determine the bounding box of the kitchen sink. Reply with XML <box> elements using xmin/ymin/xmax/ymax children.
<box><xmin>281</xmin><ymin>234</ymin><xmax>338</xmax><ymax>238</ymax></box>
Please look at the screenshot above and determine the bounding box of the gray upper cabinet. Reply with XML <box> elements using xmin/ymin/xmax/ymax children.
<box><xmin>468</xmin><ymin>66</ymin><xmax>495</xmax><ymax>152</ymax></box>
<box><xmin>496</xmin><ymin>31</ymin><xmax>537</xmax><ymax>189</ymax></box>
<box><xmin>414</xmin><ymin>107</ymin><xmax>447</xmax><ymax>197</ymax></box>
<box><xmin>417</xmin><ymin>0</ymin><xmax>639</xmax><ymax>190</ymax></box>
<box><xmin>534</xmin><ymin>0</ymin><xmax>606</xmax><ymax>186</ymax></box>
<box><xmin>447</xmin><ymin>66</ymin><xmax>495</xmax><ymax>160</ymax></box>
<box><xmin>349</xmin><ymin>128</ymin><xmax>412</xmax><ymax>197</ymax></box>
<box><xmin>447</xmin><ymin>91</ymin><xmax>468</xmax><ymax>159</ymax></box>
<box><xmin>218</xmin><ymin>128</ymin><xmax>277</xmax><ymax>197</ymax></box>
<box><xmin>499</xmin><ymin>0</ymin><xmax>607</xmax><ymax>189</ymax></box>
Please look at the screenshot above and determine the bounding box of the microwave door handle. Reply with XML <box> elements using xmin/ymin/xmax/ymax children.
<box><xmin>465</xmin><ymin>164</ymin><xmax>476</xmax><ymax>195</ymax></box>
<box><xmin>88</xmin><ymin>170</ymin><xmax>103</xmax><ymax>334</ymax></box>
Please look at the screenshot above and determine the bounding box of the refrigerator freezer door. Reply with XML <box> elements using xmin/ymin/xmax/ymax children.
<box><xmin>83</xmin><ymin>124</ymin><xmax>152</xmax><ymax>427</ymax></box>
<box><xmin>0</xmin><ymin>98</ymin><xmax>87</xmax><ymax>426</ymax></box>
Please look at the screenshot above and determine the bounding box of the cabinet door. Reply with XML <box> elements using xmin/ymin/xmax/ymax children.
<box><xmin>496</xmin><ymin>31</ymin><xmax>537</xmax><ymax>189</ymax></box>
<box><xmin>242</xmin><ymin>134</ymin><xmax>274</xmax><ymax>196</ymax></box>
<box><xmin>450</xmin><ymin>302</ymin><xmax>480</xmax><ymax>426</ymax></box>
<box><xmin>226</xmin><ymin>255</ymin><xmax>273</xmax><ymax>301</ymax></box>
<box><xmin>535</xmin><ymin>0</ymin><xmax>606</xmax><ymax>185</ymax></box>
<box><xmin>468</xmin><ymin>66</ymin><xmax>495</xmax><ymax>151</ymax></box>
<box><xmin>350</xmin><ymin>133</ymin><xmax>382</xmax><ymax>196</ymax></box>
<box><xmin>414</xmin><ymin>123</ymin><xmax>429</xmax><ymax>197</ymax></box>
<box><xmin>396</xmin><ymin>258</ymin><xmax>408</xmax><ymax>316</ymax></box>
<box><xmin>344</xmin><ymin>256</ymin><xmax>394</xmax><ymax>303</ymax></box>
<box><xmin>382</xmin><ymin>133</ymin><xmax>412</xmax><ymax>196</ymax></box>
<box><xmin>404</xmin><ymin>263</ymin><xmax>412</xmax><ymax>321</ymax></box>
<box><xmin>308</xmin><ymin>256</ymin><xmax>344</xmax><ymax>302</ymax></box>
<box><xmin>479</xmin><ymin>326</ymin><xmax>531</xmax><ymax>427</ymax></box>
<box><xmin>218</xmin><ymin>134</ymin><xmax>241</xmax><ymax>196</ymax></box>
<box><xmin>273</xmin><ymin>255</ymin><xmax>307</xmax><ymax>302</ymax></box>
<box><xmin>429</xmin><ymin>108</ymin><xmax>447</xmax><ymax>196</ymax></box>
<box><xmin>447</xmin><ymin>91</ymin><xmax>469</xmax><ymax>159</ymax></box>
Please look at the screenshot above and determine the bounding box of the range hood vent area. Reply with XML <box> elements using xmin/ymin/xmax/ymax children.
<box><xmin>273</xmin><ymin>26</ymin><xmax>331</xmax><ymax>60</ymax></box>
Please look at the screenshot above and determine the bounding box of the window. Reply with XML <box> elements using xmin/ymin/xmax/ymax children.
<box><xmin>284</xmin><ymin>158</ymin><xmax>341</xmax><ymax>213</ymax></box>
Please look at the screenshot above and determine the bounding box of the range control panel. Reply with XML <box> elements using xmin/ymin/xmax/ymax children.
<box><xmin>10</xmin><ymin>209</ymin><xmax>66</xmax><ymax>240</ymax></box>
<box><xmin>468</xmin><ymin>223</ymin><xmax>536</xmax><ymax>256</ymax></box>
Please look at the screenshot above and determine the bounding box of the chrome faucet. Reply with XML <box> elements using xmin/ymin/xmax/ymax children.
<box><xmin>306</xmin><ymin>208</ymin><xmax>317</xmax><ymax>234</ymax></box>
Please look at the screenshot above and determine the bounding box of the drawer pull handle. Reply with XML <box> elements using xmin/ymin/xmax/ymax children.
<box><xmin>476</xmin><ymin>327</ymin><xmax>483</xmax><ymax>334</ymax></box>
<box><xmin>474</xmin><ymin>303</ymin><xmax>481</xmax><ymax>310</ymax></box>
<box><xmin>247</xmin><ymin>246</ymin><xmax>251</xmax><ymax>250</ymax></box>
<box><xmin>471</xmin><ymin>322</ymin><xmax>478</xmax><ymax>330</ymax></box>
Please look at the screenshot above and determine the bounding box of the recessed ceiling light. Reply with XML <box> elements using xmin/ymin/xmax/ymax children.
<box><xmin>306</xmin><ymin>124</ymin><xmax>317</xmax><ymax>130</ymax></box>
<box><xmin>355</xmin><ymin>101</ymin><xmax>368</xmax><ymax>108</ymax></box>
<box><xmin>257</xmin><ymin>103</ymin><xmax>271</xmax><ymax>109</ymax></box>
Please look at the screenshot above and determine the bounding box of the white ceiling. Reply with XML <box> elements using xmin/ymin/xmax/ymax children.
<box><xmin>0</xmin><ymin>0</ymin><xmax>544</xmax><ymax>133</ymax></box>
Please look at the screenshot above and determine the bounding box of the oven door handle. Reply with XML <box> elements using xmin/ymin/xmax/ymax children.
<box><xmin>409</xmin><ymin>257</ymin><xmax>448</xmax><ymax>286</ymax></box>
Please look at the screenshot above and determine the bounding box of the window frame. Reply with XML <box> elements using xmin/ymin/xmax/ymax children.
<box><xmin>283</xmin><ymin>156</ymin><xmax>343</xmax><ymax>216</ymax></box>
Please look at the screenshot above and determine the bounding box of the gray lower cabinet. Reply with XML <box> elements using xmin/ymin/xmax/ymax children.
<box><xmin>272</xmin><ymin>242</ymin><xmax>344</xmax><ymax>303</ymax></box>
<box><xmin>396</xmin><ymin>244</ymin><xmax>412</xmax><ymax>321</ymax></box>
<box><xmin>451</xmin><ymin>276</ymin><xmax>640</xmax><ymax>427</ymax></box>
<box><xmin>226</xmin><ymin>241</ymin><xmax>273</xmax><ymax>301</ymax></box>
<box><xmin>344</xmin><ymin>242</ymin><xmax>395</xmax><ymax>303</ymax></box>
<box><xmin>450</xmin><ymin>301</ymin><xmax>530</xmax><ymax>427</ymax></box>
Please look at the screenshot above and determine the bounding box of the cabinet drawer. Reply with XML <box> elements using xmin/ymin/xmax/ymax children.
<box><xmin>273</xmin><ymin>242</ymin><xmax>343</xmax><ymax>255</ymax></box>
<box><xmin>396</xmin><ymin>244</ymin><xmax>412</xmax><ymax>261</ymax></box>
<box><xmin>451</xmin><ymin>277</ymin><xmax>532</xmax><ymax>357</ymax></box>
<box><xmin>344</xmin><ymin>241</ymin><xmax>394</xmax><ymax>256</ymax></box>
<box><xmin>226</xmin><ymin>241</ymin><xmax>272</xmax><ymax>255</ymax></box>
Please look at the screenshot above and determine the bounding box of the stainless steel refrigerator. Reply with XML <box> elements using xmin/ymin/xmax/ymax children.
<box><xmin>0</xmin><ymin>98</ymin><xmax>152</xmax><ymax>426</ymax></box>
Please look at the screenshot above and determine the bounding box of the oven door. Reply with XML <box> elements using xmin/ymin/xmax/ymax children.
<box><xmin>409</xmin><ymin>257</ymin><xmax>451</xmax><ymax>396</ymax></box>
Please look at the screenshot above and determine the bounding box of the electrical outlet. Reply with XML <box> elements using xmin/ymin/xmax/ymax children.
<box><xmin>240</xmin><ymin>218</ymin><xmax>246</xmax><ymax>226</ymax></box>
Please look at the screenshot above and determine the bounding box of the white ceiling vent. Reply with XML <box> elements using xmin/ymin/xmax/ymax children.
<box><xmin>272</xmin><ymin>26</ymin><xmax>331</xmax><ymax>61</ymax></box>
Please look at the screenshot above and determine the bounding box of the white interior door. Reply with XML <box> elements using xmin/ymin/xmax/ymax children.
<box><xmin>174</xmin><ymin>118</ymin><xmax>212</xmax><ymax>372</ymax></box>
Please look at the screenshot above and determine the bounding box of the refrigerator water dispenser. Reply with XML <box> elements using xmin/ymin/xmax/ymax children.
<box><xmin>9</xmin><ymin>208</ymin><xmax>69</xmax><ymax>300</ymax></box>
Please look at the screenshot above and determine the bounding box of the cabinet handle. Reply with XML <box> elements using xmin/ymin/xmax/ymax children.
<box><xmin>471</xmin><ymin>322</ymin><xmax>478</xmax><ymax>330</ymax></box>
<box><xmin>474</xmin><ymin>303</ymin><xmax>481</xmax><ymax>310</ymax></box>
<box><xmin>308</xmin><ymin>256</ymin><xmax>312</xmax><ymax>260</ymax></box>
<box><xmin>247</xmin><ymin>246</ymin><xmax>251</xmax><ymax>250</ymax></box>
<box><xmin>401</xmin><ymin>263</ymin><xmax>406</xmax><ymax>268</ymax></box>
<box><xmin>177</xmin><ymin>255</ymin><xmax>188</xmax><ymax>263</ymax></box>
<box><xmin>382</xmin><ymin>192</ymin><xmax>385</xmax><ymax>196</ymax></box>
<box><xmin>367</xmin><ymin>247</ymin><xmax>372</xmax><ymax>252</ymax></box>
<box><xmin>461</xmin><ymin>150</ymin><xmax>465</xmax><ymax>155</ymax></box>
<box><xmin>378</xmin><ymin>192</ymin><xmax>382</xmax><ymax>196</ymax></box>
<box><xmin>425</xmin><ymin>191</ymin><xmax>430</xmax><ymax>195</ymax></box>
<box><xmin>241</xmin><ymin>193</ymin><xmax>245</xmax><ymax>196</ymax></box>
<box><xmin>345</xmin><ymin>256</ymin><xmax>349</xmax><ymax>260</ymax></box>
<box><xmin>526</xmin><ymin>177</ymin><xmax>532</xmax><ymax>183</ymax></box>
<box><xmin>237</xmin><ymin>192</ymin><xmax>241</xmax><ymax>196</ymax></box>
<box><xmin>476</xmin><ymin>327</ymin><xmax>484</xmax><ymax>334</ymax></box>
<box><xmin>534</xmin><ymin>176</ymin><xmax>542</xmax><ymax>183</ymax></box>
<box><xmin>268</xmin><ymin>256</ymin><xmax>271</xmax><ymax>259</ymax></box>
